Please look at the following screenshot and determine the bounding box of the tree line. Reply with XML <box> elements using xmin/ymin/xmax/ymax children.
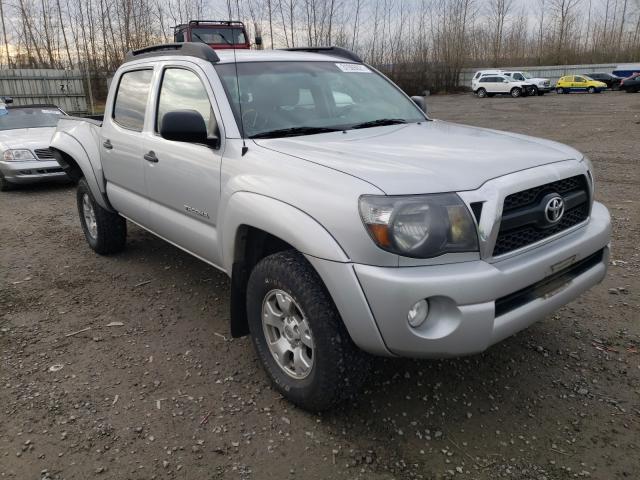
<box><xmin>0</xmin><ymin>0</ymin><xmax>638</xmax><ymax>92</ymax></box>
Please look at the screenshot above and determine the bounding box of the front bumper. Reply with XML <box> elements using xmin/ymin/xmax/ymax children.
<box><xmin>314</xmin><ymin>202</ymin><xmax>610</xmax><ymax>358</ymax></box>
<box><xmin>0</xmin><ymin>159</ymin><xmax>69</xmax><ymax>184</ymax></box>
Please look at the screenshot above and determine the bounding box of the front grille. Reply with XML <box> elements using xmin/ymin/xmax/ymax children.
<box><xmin>495</xmin><ymin>249</ymin><xmax>604</xmax><ymax>317</ymax></box>
<box><xmin>493</xmin><ymin>175</ymin><xmax>589</xmax><ymax>256</ymax></box>
<box><xmin>34</xmin><ymin>148</ymin><xmax>55</xmax><ymax>160</ymax></box>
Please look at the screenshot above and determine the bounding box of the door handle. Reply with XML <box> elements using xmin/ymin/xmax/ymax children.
<box><xmin>143</xmin><ymin>151</ymin><xmax>158</xmax><ymax>163</ymax></box>
<box><xmin>103</xmin><ymin>139</ymin><xmax>113</xmax><ymax>150</ymax></box>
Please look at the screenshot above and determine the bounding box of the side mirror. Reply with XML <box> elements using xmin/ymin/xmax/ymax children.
<box><xmin>411</xmin><ymin>95</ymin><xmax>427</xmax><ymax>114</ymax></box>
<box><xmin>160</xmin><ymin>110</ymin><xmax>216</xmax><ymax>146</ymax></box>
<box><xmin>255</xmin><ymin>36</ymin><xmax>263</xmax><ymax>46</ymax></box>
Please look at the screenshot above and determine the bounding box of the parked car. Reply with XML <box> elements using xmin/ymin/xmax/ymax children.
<box><xmin>472</xmin><ymin>70</ymin><xmax>550</xmax><ymax>95</ymax></box>
<box><xmin>619</xmin><ymin>73</ymin><xmax>640</xmax><ymax>93</ymax></box>
<box><xmin>583</xmin><ymin>72</ymin><xmax>622</xmax><ymax>90</ymax></box>
<box><xmin>0</xmin><ymin>101</ymin><xmax>69</xmax><ymax>191</ymax></box>
<box><xmin>173</xmin><ymin>20</ymin><xmax>257</xmax><ymax>49</ymax></box>
<box><xmin>51</xmin><ymin>43</ymin><xmax>611</xmax><ymax>411</ymax></box>
<box><xmin>474</xmin><ymin>73</ymin><xmax>535</xmax><ymax>98</ymax></box>
<box><xmin>556</xmin><ymin>75</ymin><xmax>607</xmax><ymax>94</ymax></box>
<box><xmin>503</xmin><ymin>71</ymin><xmax>552</xmax><ymax>95</ymax></box>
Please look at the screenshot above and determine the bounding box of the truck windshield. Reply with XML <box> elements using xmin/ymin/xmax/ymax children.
<box><xmin>192</xmin><ymin>27</ymin><xmax>246</xmax><ymax>45</ymax></box>
<box><xmin>0</xmin><ymin>106</ymin><xmax>64</xmax><ymax>131</ymax></box>
<box><xmin>215</xmin><ymin>61</ymin><xmax>425</xmax><ymax>138</ymax></box>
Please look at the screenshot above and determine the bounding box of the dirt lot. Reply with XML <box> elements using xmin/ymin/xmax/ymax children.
<box><xmin>1</xmin><ymin>92</ymin><xmax>639</xmax><ymax>480</ymax></box>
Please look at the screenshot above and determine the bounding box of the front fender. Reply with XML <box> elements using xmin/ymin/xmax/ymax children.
<box><xmin>221</xmin><ymin>191</ymin><xmax>349</xmax><ymax>272</ymax></box>
<box><xmin>50</xmin><ymin>124</ymin><xmax>111</xmax><ymax>211</ymax></box>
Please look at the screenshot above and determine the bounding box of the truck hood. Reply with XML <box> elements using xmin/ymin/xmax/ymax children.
<box><xmin>253</xmin><ymin>121</ymin><xmax>582</xmax><ymax>194</ymax></box>
<box><xmin>0</xmin><ymin>127</ymin><xmax>56</xmax><ymax>151</ymax></box>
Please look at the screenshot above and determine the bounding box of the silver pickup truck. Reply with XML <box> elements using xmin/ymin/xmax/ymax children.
<box><xmin>51</xmin><ymin>43</ymin><xmax>611</xmax><ymax>410</ymax></box>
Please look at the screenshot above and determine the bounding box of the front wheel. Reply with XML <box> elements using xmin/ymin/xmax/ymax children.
<box><xmin>246</xmin><ymin>250</ymin><xmax>370</xmax><ymax>411</ymax></box>
<box><xmin>510</xmin><ymin>87</ymin><xmax>522</xmax><ymax>98</ymax></box>
<box><xmin>588</xmin><ymin>86</ymin><xmax>596</xmax><ymax>94</ymax></box>
<box><xmin>77</xmin><ymin>178</ymin><xmax>127</xmax><ymax>254</ymax></box>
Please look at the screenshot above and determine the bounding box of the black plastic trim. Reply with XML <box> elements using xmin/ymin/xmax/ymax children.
<box><xmin>125</xmin><ymin>42</ymin><xmax>220</xmax><ymax>63</ymax></box>
<box><xmin>495</xmin><ymin>249</ymin><xmax>604</xmax><ymax>317</ymax></box>
<box><xmin>281</xmin><ymin>46</ymin><xmax>363</xmax><ymax>63</ymax></box>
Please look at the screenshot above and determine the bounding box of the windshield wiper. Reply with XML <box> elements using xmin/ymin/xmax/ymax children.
<box><xmin>349</xmin><ymin>118</ymin><xmax>407</xmax><ymax>129</ymax></box>
<box><xmin>250</xmin><ymin>126</ymin><xmax>341</xmax><ymax>139</ymax></box>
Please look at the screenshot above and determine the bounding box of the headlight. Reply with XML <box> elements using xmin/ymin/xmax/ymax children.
<box><xmin>3</xmin><ymin>149</ymin><xmax>36</xmax><ymax>161</ymax></box>
<box><xmin>359</xmin><ymin>194</ymin><xmax>479</xmax><ymax>258</ymax></box>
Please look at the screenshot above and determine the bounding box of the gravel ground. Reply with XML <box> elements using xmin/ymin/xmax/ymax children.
<box><xmin>1</xmin><ymin>91</ymin><xmax>639</xmax><ymax>480</ymax></box>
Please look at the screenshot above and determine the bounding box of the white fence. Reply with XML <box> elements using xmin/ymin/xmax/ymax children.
<box><xmin>0</xmin><ymin>69</ymin><xmax>88</xmax><ymax>113</ymax></box>
<box><xmin>459</xmin><ymin>63</ymin><xmax>639</xmax><ymax>87</ymax></box>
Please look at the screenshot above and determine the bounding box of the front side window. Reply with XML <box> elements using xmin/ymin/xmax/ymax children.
<box><xmin>215</xmin><ymin>61</ymin><xmax>425</xmax><ymax>138</ymax></box>
<box><xmin>156</xmin><ymin>68</ymin><xmax>216</xmax><ymax>136</ymax></box>
<box><xmin>514</xmin><ymin>74</ymin><xmax>524</xmax><ymax>81</ymax></box>
<box><xmin>113</xmin><ymin>69</ymin><xmax>153</xmax><ymax>131</ymax></box>
<box><xmin>574</xmin><ymin>76</ymin><xmax>585</xmax><ymax>83</ymax></box>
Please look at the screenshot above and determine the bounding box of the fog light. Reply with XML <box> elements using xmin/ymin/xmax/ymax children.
<box><xmin>407</xmin><ymin>299</ymin><xmax>429</xmax><ymax>328</ymax></box>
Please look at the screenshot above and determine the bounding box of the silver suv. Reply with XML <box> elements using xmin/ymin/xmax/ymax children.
<box><xmin>51</xmin><ymin>43</ymin><xmax>611</xmax><ymax>410</ymax></box>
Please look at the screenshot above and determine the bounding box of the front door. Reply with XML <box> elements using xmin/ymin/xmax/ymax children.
<box><xmin>143</xmin><ymin>65</ymin><xmax>224</xmax><ymax>266</ymax></box>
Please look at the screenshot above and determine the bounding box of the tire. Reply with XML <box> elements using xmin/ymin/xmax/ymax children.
<box><xmin>476</xmin><ymin>88</ymin><xmax>487</xmax><ymax>98</ymax></box>
<box><xmin>529</xmin><ymin>86</ymin><xmax>538</xmax><ymax>96</ymax></box>
<box><xmin>76</xmin><ymin>178</ymin><xmax>126</xmax><ymax>254</ymax></box>
<box><xmin>0</xmin><ymin>173</ymin><xmax>14</xmax><ymax>192</ymax></box>
<box><xmin>556</xmin><ymin>87</ymin><xmax>564</xmax><ymax>94</ymax></box>
<box><xmin>588</xmin><ymin>86</ymin><xmax>596</xmax><ymax>94</ymax></box>
<box><xmin>510</xmin><ymin>87</ymin><xmax>522</xmax><ymax>98</ymax></box>
<box><xmin>246</xmin><ymin>250</ymin><xmax>370</xmax><ymax>411</ymax></box>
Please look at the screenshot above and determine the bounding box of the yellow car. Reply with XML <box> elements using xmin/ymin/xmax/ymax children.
<box><xmin>556</xmin><ymin>75</ymin><xmax>608</xmax><ymax>94</ymax></box>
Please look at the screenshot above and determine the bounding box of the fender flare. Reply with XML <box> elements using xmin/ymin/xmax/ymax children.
<box><xmin>221</xmin><ymin>191</ymin><xmax>349</xmax><ymax>272</ymax></box>
<box><xmin>50</xmin><ymin>130</ymin><xmax>113</xmax><ymax>211</ymax></box>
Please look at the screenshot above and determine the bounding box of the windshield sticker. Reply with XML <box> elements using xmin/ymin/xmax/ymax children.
<box><xmin>335</xmin><ymin>63</ymin><xmax>371</xmax><ymax>73</ymax></box>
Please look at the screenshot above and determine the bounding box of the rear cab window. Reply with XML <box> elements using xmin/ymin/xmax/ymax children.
<box><xmin>113</xmin><ymin>69</ymin><xmax>154</xmax><ymax>131</ymax></box>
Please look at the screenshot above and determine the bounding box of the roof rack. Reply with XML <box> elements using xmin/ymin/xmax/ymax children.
<box><xmin>174</xmin><ymin>20</ymin><xmax>246</xmax><ymax>30</ymax></box>
<box><xmin>281</xmin><ymin>46</ymin><xmax>363</xmax><ymax>63</ymax></box>
<box><xmin>125</xmin><ymin>42</ymin><xmax>220</xmax><ymax>63</ymax></box>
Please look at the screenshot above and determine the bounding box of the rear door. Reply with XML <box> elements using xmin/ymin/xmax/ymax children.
<box><xmin>101</xmin><ymin>67</ymin><xmax>155</xmax><ymax>225</ymax></box>
<box><xmin>573</xmin><ymin>76</ymin><xmax>586</xmax><ymax>91</ymax></box>
<box><xmin>142</xmin><ymin>62</ymin><xmax>225</xmax><ymax>266</ymax></box>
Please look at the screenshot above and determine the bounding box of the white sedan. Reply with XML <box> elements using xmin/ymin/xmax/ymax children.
<box><xmin>0</xmin><ymin>101</ymin><xmax>70</xmax><ymax>191</ymax></box>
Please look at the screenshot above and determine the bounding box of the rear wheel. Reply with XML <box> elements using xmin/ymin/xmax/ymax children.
<box><xmin>510</xmin><ymin>87</ymin><xmax>522</xmax><ymax>98</ymax></box>
<box><xmin>246</xmin><ymin>250</ymin><xmax>370</xmax><ymax>411</ymax></box>
<box><xmin>556</xmin><ymin>87</ymin><xmax>564</xmax><ymax>94</ymax></box>
<box><xmin>476</xmin><ymin>88</ymin><xmax>487</xmax><ymax>98</ymax></box>
<box><xmin>77</xmin><ymin>178</ymin><xmax>127</xmax><ymax>254</ymax></box>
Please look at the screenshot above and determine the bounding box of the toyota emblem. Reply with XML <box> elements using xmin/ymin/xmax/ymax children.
<box><xmin>545</xmin><ymin>196</ymin><xmax>565</xmax><ymax>224</ymax></box>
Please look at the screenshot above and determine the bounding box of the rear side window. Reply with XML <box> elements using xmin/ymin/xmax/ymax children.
<box><xmin>113</xmin><ymin>70</ymin><xmax>153</xmax><ymax>131</ymax></box>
